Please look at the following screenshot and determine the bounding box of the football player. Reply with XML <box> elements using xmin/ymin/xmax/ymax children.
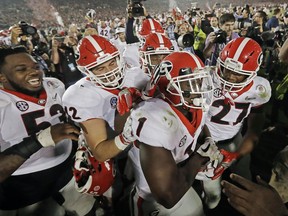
<box><xmin>0</xmin><ymin>46</ymin><xmax>95</xmax><ymax>215</ymax></box>
<box><xmin>201</xmin><ymin>37</ymin><xmax>272</xmax><ymax>209</ymax></box>
<box><xmin>125</xmin><ymin>51</ymin><xmax>220</xmax><ymax>215</ymax></box>
<box><xmin>62</xmin><ymin>35</ymin><xmax>149</xmax><ymax>210</ymax></box>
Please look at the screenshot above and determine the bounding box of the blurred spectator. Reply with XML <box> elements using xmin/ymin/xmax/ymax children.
<box><xmin>209</xmin><ymin>16</ymin><xmax>220</xmax><ymax>33</ymax></box>
<box><xmin>222</xmin><ymin>173</ymin><xmax>288</xmax><ymax>216</ymax></box>
<box><xmin>174</xmin><ymin>20</ymin><xmax>195</xmax><ymax>55</ymax></box>
<box><xmin>165</xmin><ymin>17</ymin><xmax>176</xmax><ymax>41</ymax></box>
<box><xmin>266</xmin><ymin>8</ymin><xmax>282</xmax><ymax>31</ymax></box>
<box><xmin>110</xmin><ymin>26</ymin><xmax>126</xmax><ymax>56</ymax></box>
<box><xmin>97</xmin><ymin>20</ymin><xmax>112</xmax><ymax>39</ymax></box>
<box><xmin>246</xmin><ymin>10</ymin><xmax>269</xmax><ymax>46</ymax></box>
<box><xmin>233</xmin><ymin>6</ymin><xmax>243</xmax><ymax>21</ymax></box>
<box><xmin>269</xmin><ymin>145</ymin><xmax>288</xmax><ymax>203</ymax></box>
<box><xmin>83</xmin><ymin>27</ymin><xmax>98</xmax><ymax>37</ymax></box>
<box><xmin>193</xmin><ymin>14</ymin><xmax>207</xmax><ymax>53</ymax></box>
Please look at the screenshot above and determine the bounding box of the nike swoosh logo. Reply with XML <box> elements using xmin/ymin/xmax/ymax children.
<box><xmin>245</xmin><ymin>96</ymin><xmax>256</xmax><ymax>100</ymax></box>
<box><xmin>52</xmin><ymin>93</ymin><xmax>57</xmax><ymax>100</ymax></box>
<box><xmin>201</xmin><ymin>144</ymin><xmax>210</xmax><ymax>153</ymax></box>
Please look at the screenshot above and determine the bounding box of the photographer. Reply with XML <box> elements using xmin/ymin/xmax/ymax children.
<box><xmin>173</xmin><ymin>20</ymin><xmax>196</xmax><ymax>55</ymax></box>
<box><xmin>234</xmin><ymin>8</ymin><xmax>252</xmax><ymax>37</ymax></box>
<box><xmin>10</xmin><ymin>23</ymin><xmax>54</xmax><ymax>77</ymax></box>
<box><xmin>266</xmin><ymin>8</ymin><xmax>282</xmax><ymax>31</ymax></box>
<box><xmin>50</xmin><ymin>34</ymin><xmax>83</xmax><ymax>89</ymax></box>
<box><xmin>281</xmin><ymin>11</ymin><xmax>288</xmax><ymax>31</ymax></box>
<box><xmin>246</xmin><ymin>11</ymin><xmax>269</xmax><ymax>46</ymax></box>
<box><xmin>9</xmin><ymin>22</ymin><xmax>34</xmax><ymax>53</ymax></box>
<box><xmin>203</xmin><ymin>13</ymin><xmax>239</xmax><ymax>66</ymax></box>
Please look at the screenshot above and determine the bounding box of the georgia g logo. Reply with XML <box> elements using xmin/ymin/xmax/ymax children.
<box><xmin>152</xmin><ymin>60</ymin><xmax>173</xmax><ymax>84</ymax></box>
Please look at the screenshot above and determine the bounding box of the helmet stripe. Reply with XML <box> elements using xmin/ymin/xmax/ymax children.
<box><xmin>148</xmin><ymin>19</ymin><xmax>156</xmax><ymax>32</ymax></box>
<box><xmin>156</xmin><ymin>33</ymin><xmax>164</xmax><ymax>47</ymax></box>
<box><xmin>190</xmin><ymin>53</ymin><xmax>202</xmax><ymax>68</ymax></box>
<box><xmin>233</xmin><ymin>37</ymin><xmax>250</xmax><ymax>60</ymax></box>
<box><xmin>86</xmin><ymin>35</ymin><xmax>104</xmax><ymax>56</ymax></box>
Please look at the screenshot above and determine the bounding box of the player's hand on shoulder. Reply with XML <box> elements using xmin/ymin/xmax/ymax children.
<box><xmin>117</xmin><ymin>87</ymin><xmax>142</xmax><ymax>116</ymax></box>
<box><xmin>114</xmin><ymin>116</ymin><xmax>136</xmax><ymax>150</ymax></box>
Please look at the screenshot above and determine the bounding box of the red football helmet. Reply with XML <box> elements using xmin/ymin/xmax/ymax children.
<box><xmin>76</xmin><ymin>35</ymin><xmax>124</xmax><ymax>89</ymax></box>
<box><xmin>216</xmin><ymin>37</ymin><xmax>263</xmax><ymax>92</ymax></box>
<box><xmin>73</xmin><ymin>145</ymin><xmax>115</xmax><ymax>196</ymax></box>
<box><xmin>155</xmin><ymin>51</ymin><xmax>214</xmax><ymax>110</ymax></box>
<box><xmin>138</xmin><ymin>18</ymin><xmax>164</xmax><ymax>37</ymax></box>
<box><xmin>140</xmin><ymin>33</ymin><xmax>174</xmax><ymax>75</ymax></box>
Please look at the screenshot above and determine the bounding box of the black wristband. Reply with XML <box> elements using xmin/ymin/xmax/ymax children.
<box><xmin>3</xmin><ymin>135</ymin><xmax>43</xmax><ymax>159</ymax></box>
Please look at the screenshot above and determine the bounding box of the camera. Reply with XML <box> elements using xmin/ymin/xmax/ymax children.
<box><xmin>214</xmin><ymin>30</ymin><xmax>227</xmax><ymax>44</ymax></box>
<box><xmin>54</xmin><ymin>35</ymin><xmax>65</xmax><ymax>43</ymax></box>
<box><xmin>130</xmin><ymin>0</ymin><xmax>146</xmax><ymax>17</ymax></box>
<box><xmin>234</xmin><ymin>20</ymin><xmax>252</xmax><ymax>29</ymax></box>
<box><xmin>177</xmin><ymin>33</ymin><xmax>194</xmax><ymax>48</ymax></box>
<box><xmin>18</xmin><ymin>21</ymin><xmax>37</xmax><ymax>36</ymax></box>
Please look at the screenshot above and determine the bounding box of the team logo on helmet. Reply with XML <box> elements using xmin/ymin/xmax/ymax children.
<box><xmin>257</xmin><ymin>53</ymin><xmax>263</xmax><ymax>66</ymax></box>
<box><xmin>159</xmin><ymin>60</ymin><xmax>173</xmax><ymax>74</ymax></box>
<box><xmin>179</xmin><ymin>135</ymin><xmax>187</xmax><ymax>147</ymax></box>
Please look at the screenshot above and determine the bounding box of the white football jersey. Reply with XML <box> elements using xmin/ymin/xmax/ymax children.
<box><xmin>63</xmin><ymin>70</ymin><xmax>149</xmax><ymax>129</ymax></box>
<box><xmin>0</xmin><ymin>78</ymin><xmax>71</xmax><ymax>175</ymax></box>
<box><xmin>129</xmin><ymin>98</ymin><xmax>206</xmax><ymax>200</ymax></box>
<box><xmin>98</xmin><ymin>26</ymin><xmax>112</xmax><ymax>39</ymax></box>
<box><xmin>123</xmin><ymin>43</ymin><xmax>141</xmax><ymax>69</ymax></box>
<box><xmin>110</xmin><ymin>38</ymin><xmax>127</xmax><ymax>57</ymax></box>
<box><xmin>206</xmin><ymin>75</ymin><xmax>271</xmax><ymax>141</ymax></box>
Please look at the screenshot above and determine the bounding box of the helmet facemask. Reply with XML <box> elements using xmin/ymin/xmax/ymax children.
<box><xmin>141</xmin><ymin>48</ymin><xmax>173</xmax><ymax>76</ymax></box>
<box><xmin>216</xmin><ymin>57</ymin><xmax>257</xmax><ymax>92</ymax></box>
<box><xmin>78</xmin><ymin>52</ymin><xmax>125</xmax><ymax>89</ymax></box>
<box><xmin>166</xmin><ymin>67</ymin><xmax>214</xmax><ymax>111</ymax></box>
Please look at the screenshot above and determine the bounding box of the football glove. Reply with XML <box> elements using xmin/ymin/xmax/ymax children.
<box><xmin>196</xmin><ymin>137</ymin><xmax>223</xmax><ymax>162</ymax></box>
<box><xmin>213</xmin><ymin>149</ymin><xmax>240</xmax><ymax>180</ymax></box>
<box><xmin>196</xmin><ymin>159</ymin><xmax>221</xmax><ymax>181</ymax></box>
<box><xmin>114</xmin><ymin>116</ymin><xmax>136</xmax><ymax>150</ymax></box>
<box><xmin>117</xmin><ymin>87</ymin><xmax>142</xmax><ymax>116</ymax></box>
